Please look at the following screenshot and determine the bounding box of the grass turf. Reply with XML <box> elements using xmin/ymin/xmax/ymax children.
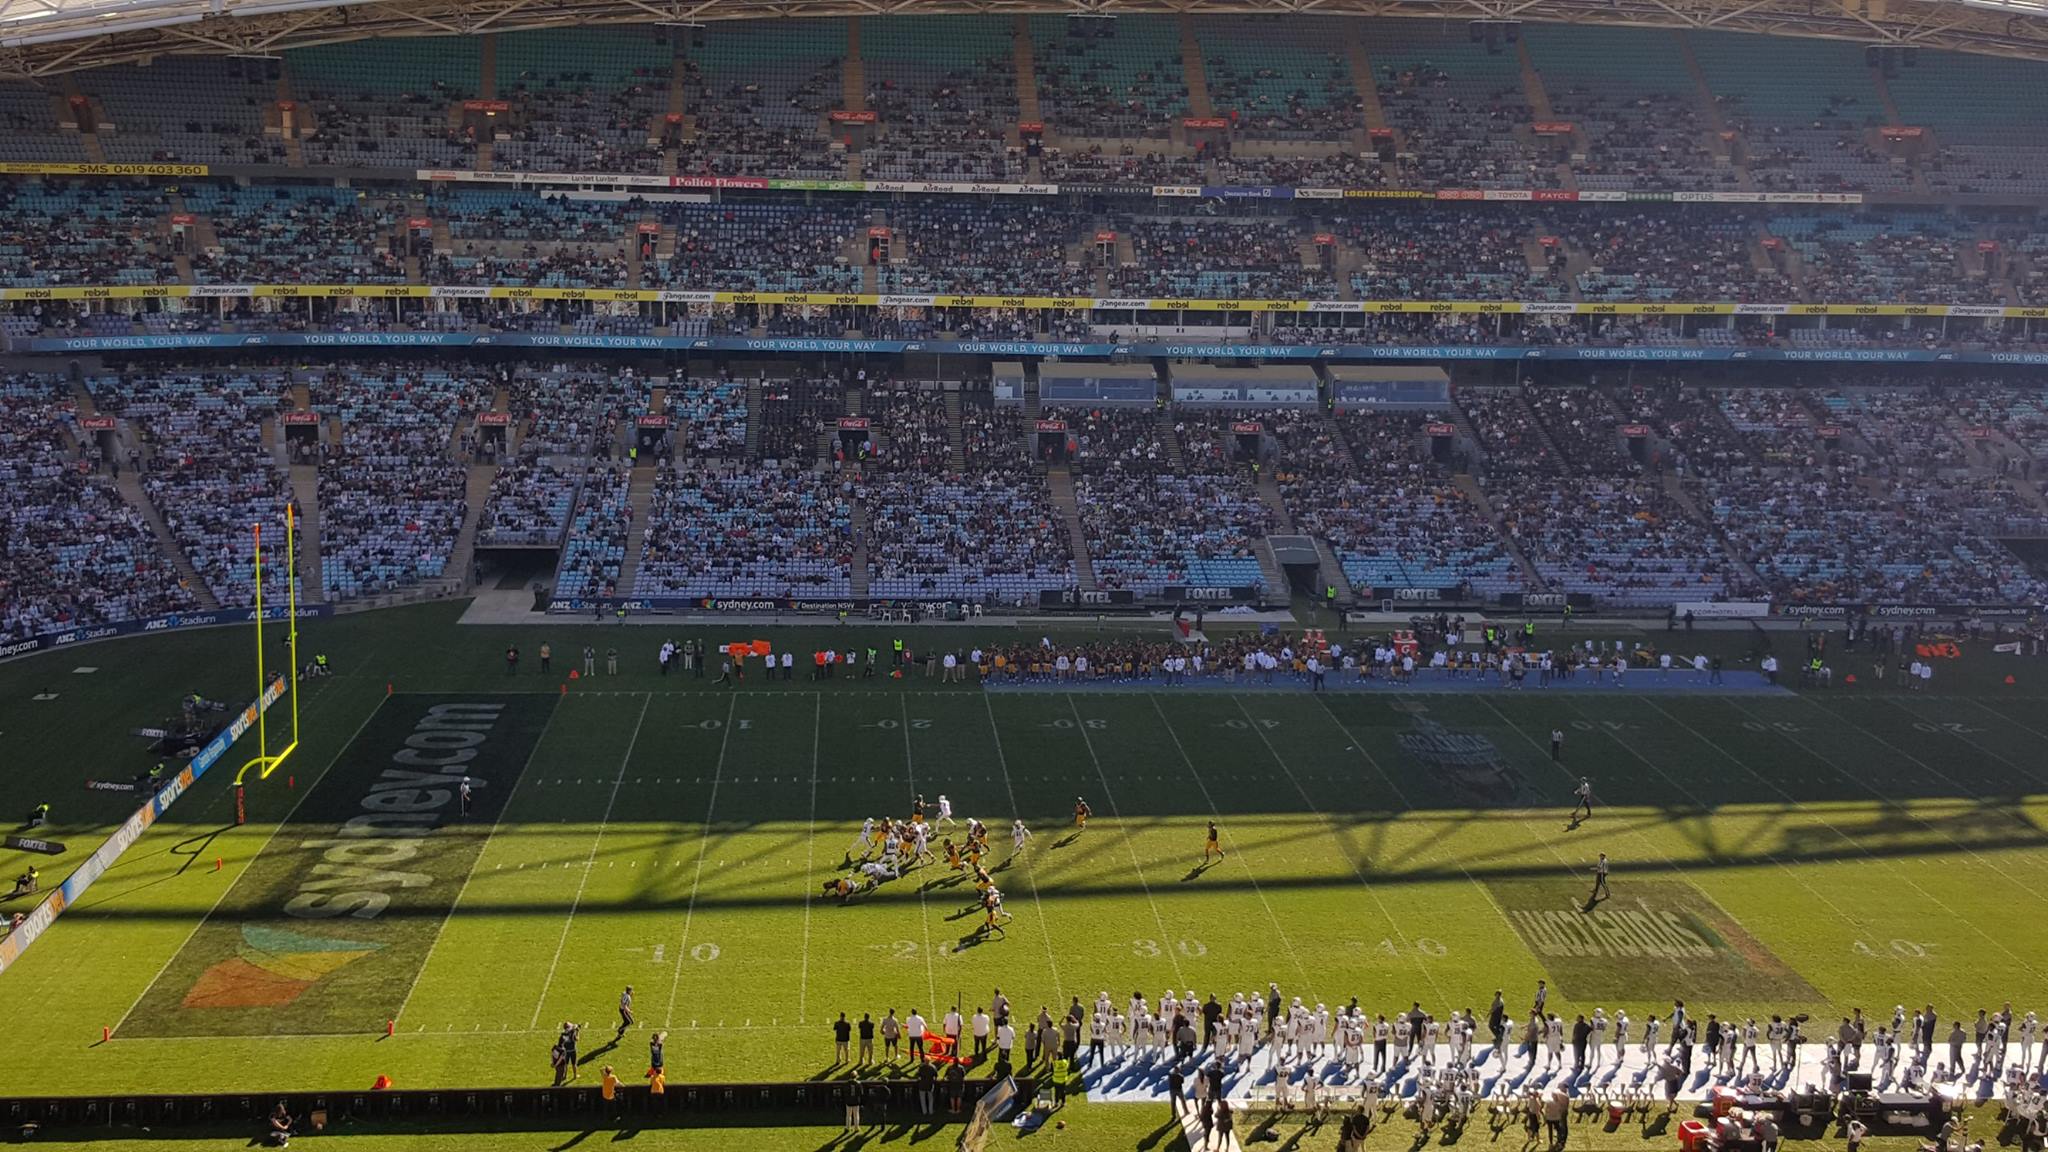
<box><xmin>2</xmin><ymin>601</ymin><xmax>2046</xmax><ymax>1106</ymax></box>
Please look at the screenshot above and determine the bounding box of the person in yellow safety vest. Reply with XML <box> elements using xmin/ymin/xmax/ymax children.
<box><xmin>27</xmin><ymin>802</ymin><xmax>50</xmax><ymax>827</ymax></box>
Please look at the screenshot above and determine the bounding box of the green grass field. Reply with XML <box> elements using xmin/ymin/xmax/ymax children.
<box><xmin>3</xmin><ymin>601</ymin><xmax>2046</xmax><ymax>1116</ymax></box>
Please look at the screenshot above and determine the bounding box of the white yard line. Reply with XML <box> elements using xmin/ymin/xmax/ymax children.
<box><xmin>797</xmin><ymin>693</ymin><xmax>820</xmax><ymax>1025</ymax></box>
<box><xmin>1712</xmin><ymin>696</ymin><xmax>2048</xmax><ymax>926</ymax></box>
<box><xmin>395</xmin><ymin>697</ymin><xmax>564</xmax><ymax>1026</ymax></box>
<box><xmin>899</xmin><ymin>695</ymin><xmax>940</xmax><ymax>1011</ymax></box>
<box><xmin>1282</xmin><ymin>696</ymin><xmax>1467</xmax><ymax>1004</ymax></box>
<box><xmin>1065</xmin><ymin>693</ymin><xmax>1185</xmax><ymax>988</ymax></box>
<box><xmin>528</xmin><ymin>694</ymin><xmax>651</xmax><ymax>1030</ymax></box>
<box><xmin>1539</xmin><ymin>696</ymin><xmax>1952</xmax><ymax>1003</ymax></box>
<box><xmin>1148</xmin><ymin>694</ymin><xmax>1315</xmax><ymax>998</ymax></box>
<box><xmin>662</xmin><ymin>693</ymin><xmax>739</xmax><ymax>1028</ymax></box>
<box><xmin>981</xmin><ymin>693</ymin><xmax>1064</xmax><ymax>1003</ymax></box>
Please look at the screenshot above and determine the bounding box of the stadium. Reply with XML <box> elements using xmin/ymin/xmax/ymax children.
<box><xmin>4</xmin><ymin>0</ymin><xmax>2048</xmax><ymax>1147</ymax></box>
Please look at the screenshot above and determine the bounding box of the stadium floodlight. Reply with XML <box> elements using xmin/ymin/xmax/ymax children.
<box><xmin>234</xmin><ymin>504</ymin><xmax>302</xmax><ymax>815</ymax></box>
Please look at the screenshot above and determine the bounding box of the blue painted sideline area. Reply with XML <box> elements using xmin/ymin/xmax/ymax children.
<box><xmin>985</xmin><ymin>671</ymin><xmax>1791</xmax><ymax>695</ymax></box>
<box><xmin>1081</xmin><ymin>1037</ymin><xmax>2006</xmax><ymax>1108</ymax></box>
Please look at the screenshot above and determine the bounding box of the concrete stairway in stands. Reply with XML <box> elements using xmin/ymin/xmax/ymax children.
<box><xmin>744</xmin><ymin>380</ymin><xmax>764</xmax><ymax>457</ymax></box>
<box><xmin>289</xmin><ymin>464</ymin><xmax>324</xmax><ymax>602</ymax></box>
<box><xmin>1312</xmin><ymin>535</ymin><xmax>1356</xmax><ymax>605</ymax></box>
<box><xmin>1255</xmin><ymin>471</ymin><xmax>1293</xmax><ymax>532</ymax></box>
<box><xmin>1157</xmin><ymin>408</ymin><xmax>1186</xmax><ymax>470</ymax></box>
<box><xmin>850</xmin><ymin>500</ymin><xmax>873</xmax><ymax>598</ymax></box>
<box><xmin>1046</xmin><ymin>467</ymin><xmax>1097</xmax><ymax>591</ymax></box>
<box><xmin>1455</xmin><ymin>472</ymin><xmax>1545</xmax><ymax>589</ymax></box>
<box><xmin>944</xmin><ymin>390</ymin><xmax>967</xmax><ymax>471</ymax></box>
<box><xmin>1663</xmin><ymin>472</ymin><xmax>1764</xmax><ymax>591</ymax></box>
<box><xmin>1255</xmin><ymin>538</ymin><xmax>1290</xmax><ymax>604</ymax></box>
<box><xmin>1178</xmin><ymin>16</ymin><xmax>1214</xmax><ymax>118</ymax></box>
<box><xmin>614</xmin><ymin>466</ymin><xmax>658</xmax><ymax>594</ymax></box>
<box><xmin>441</xmin><ymin>462</ymin><xmax>497</xmax><ymax>593</ymax></box>
<box><xmin>115</xmin><ymin>471</ymin><xmax>221</xmax><ymax>610</ymax></box>
<box><xmin>1346</xmin><ymin>28</ymin><xmax>1389</xmax><ymax>136</ymax></box>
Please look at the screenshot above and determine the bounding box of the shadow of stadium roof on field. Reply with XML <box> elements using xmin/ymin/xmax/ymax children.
<box><xmin>50</xmin><ymin>796</ymin><xmax>2048</xmax><ymax>922</ymax></box>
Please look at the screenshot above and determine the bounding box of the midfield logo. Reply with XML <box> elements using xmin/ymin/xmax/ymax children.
<box><xmin>1395</xmin><ymin>718</ymin><xmax>1520</xmax><ymax>801</ymax></box>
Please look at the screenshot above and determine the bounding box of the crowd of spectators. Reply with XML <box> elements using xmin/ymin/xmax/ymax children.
<box><xmin>1110</xmin><ymin>217</ymin><xmax>1329</xmax><ymax>299</ymax></box>
<box><xmin>0</xmin><ymin>376</ymin><xmax>196</xmax><ymax>641</ymax></box>
<box><xmin>635</xmin><ymin>463</ymin><xmax>852</xmax><ymax>597</ymax></box>
<box><xmin>1611</xmin><ymin>379</ymin><xmax>1755</xmax><ymax>474</ymax></box>
<box><xmin>1033</xmin><ymin>17</ymin><xmax>1186</xmax><ymax>138</ymax></box>
<box><xmin>684</xmin><ymin>41</ymin><xmax>844</xmax><ymax>181</ymax></box>
<box><xmin>189</xmin><ymin>188</ymin><xmax>403</xmax><ymax>285</ymax></box>
<box><xmin>1275</xmin><ymin>410</ymin><xmax>1523</xmax><ymax>596</ymax></box>
<box><xmin>866</xmin><ymin>380</ymin><xmax>952</xmax><ymax>472</ymax></box>
<box><xmin>1715</xmin><ymin>388</ymin><xmax>1820</xmax><ymax>467</ymax></box>
<box><xmin>95</xmin><ymin>367</ymin><xmax>301</xmax><ymax>606</ymax></box>
<box><xmin>663</xmin><ymin>376</ymin><xmax>747</xmax><ymax>459</ymax></box>
<box><xmin>0</xmin><ymin>185</ymin><xmax>178</xmax><ymax>288</ymax></box>
<box><xmin>1456</xmin><ymin>387</ymin><xmax>1563</xmax><ymax>473</ymax></box>
<box><xmin>1772</xmin><ymin>215</ymin><xmax>1989</xmax><ymax>306</ymax></box>
<box><xmin>1953</xmin><ymin>388</ymin><xmax>2048</xmax><ymax>461</ymax></box>
<box><xmin>1042</xmin><ymin>405</ymin><xmax>1166</xmax><ymax>471</ymax></box>
<box><xmin>3</xmin><ymin>178</ymin><xmax>2037</xmax><ymax>319</ymax></box>
<box><xmin>961</xmin><ymin>392</ymin><xmax>1028</xmax><ymax>469</ymax></box>
<box><xmin>1524</xmin><ymin>385</ymin><xmax>1634</xmax><ymax>474</ymax></box>
<box><xmin>1335</xmin><ymin>207</ymin><xmax>1560</xmax><ymax>301</ymax></box>
<box><xmin>492</xmin><ymin>83</ymin><xmax>666</xmax><ymax>175</ymax></box>
<box><xmin>862</xmin><ymin>471</ymin><xmax>1072</xmax><ymax>602</ymax></box>
<box><xmin>477</xmin><ymin>456</ymin><xmax>575</xmax><ymax>545</ymax></box>
<box><xmin>861</xmin><ymin>40</ymin><xmax>1021</xmax><ymax>182</ymax></box>
<box><xmin>299</xmin><ymin>82</ymin><xmax>476</xmax><ymax>169</ymax></box>
<box><xmin>22</xmin><ymin>362</ymin><xmax>2048</xmax><ymax>616</ymax></box>
<box><xmin>757</xmin><ymin>378</ymin><xmax>840</xmax><ymax>464</ymax></box>
<box><xmin>1489</xmin><ymin>475</ymin><xmax>1736</xmax><ymax>605</ymax></box>
<box><xmin>1812</xmin><ymin>386</ymin><xmax>1971</xmax><ymax>475</ymax></box>
<box><xmin>1172</xmin><ymin>406</ymin><xmax>1343</xmax><ymax>480</ymax></box>
<box><xmin>1699</xmin><ymin>468</ymin><xmax>2046</xmax><ymax>604</ymax></box>
<box><xmin>510</xmin><ymin>371</ymin><xmax>638</xmax><ymax>458</ymax></box>
<box><xmin>1037</xmin><ymin>147</ymin><xmax>1206</xmax><ymax>185</ymax></box>
<box><xmin>310</xmin><ymin>367</ymin><xmax>483</xmax><ymax>597</ymax></box>
<box><xmin>885</xmin><ymin>202</ymin><xmax>1091</xmax><ymax>296</ymax></box>
<box><xmin>1075</xmin><ymin>470</ymin><xmax>1272</xmax><ymax>594</ymax></box>
<box><xmin>552</xmin><ymin>462</ymin><xmax>631</xmax><ymax>599</ymax></box>
<box><xmin>1567</xmin><ymin>211</ymin><xmax>1791</xmax><ymax>303</ymax></box>
<box><xmin>1376</xmin><ymin>67</ymin><xmax>1554</xmax><ymax>191</ymax></box>
<box><xmin>1548</xmin><ymin>91</ymin><xmax>1731</xmax><ymax>192</ymax></box>
<box><xmin>647</xmin><ymin>202</ymin><xmax>862</xmax><ymax>293</ymax></box>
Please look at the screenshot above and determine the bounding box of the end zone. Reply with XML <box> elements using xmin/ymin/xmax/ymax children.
<box><xmin>122</xmin><ymin>694</ymin><xmax>554</xmax><ymax>1038</ymax></box>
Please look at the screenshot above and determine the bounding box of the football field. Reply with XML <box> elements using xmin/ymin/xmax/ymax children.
<box><xmin>2</xmin><ymin>601</ymin><xmax>2047</xmax><ymax>1096</ymax></box>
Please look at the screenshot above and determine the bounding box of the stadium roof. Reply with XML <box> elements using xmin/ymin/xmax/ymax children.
<box><xmin>4</xmin><ymin>0</ymin><xmax>2048</xmax><ymax>76</ymax></box>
